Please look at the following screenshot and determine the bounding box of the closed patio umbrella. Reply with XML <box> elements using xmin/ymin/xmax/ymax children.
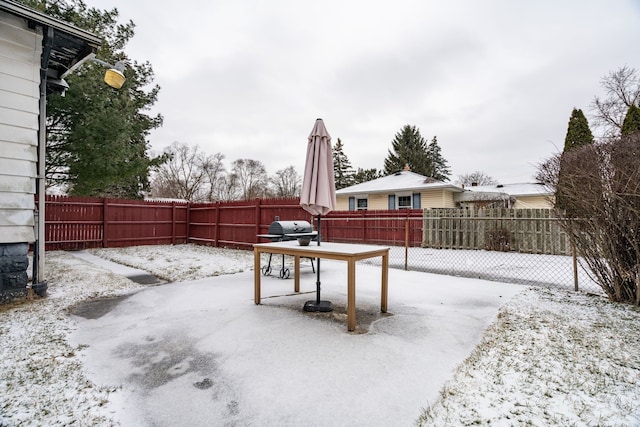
<box><xmin>300</xmin><ymin>118</ymin><xmax>336</xmax><ymax>312</ymax></box>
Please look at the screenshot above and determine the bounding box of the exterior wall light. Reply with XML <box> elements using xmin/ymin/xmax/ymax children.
<box><xmin>60</xmin><ymin>53</ymin><xmax>127</xmax><ymax>89</ymax></box>
<box><xmin>91</xmin><ymin>57</ymin><xmax>126</xmax><ymax>89</ymax></box>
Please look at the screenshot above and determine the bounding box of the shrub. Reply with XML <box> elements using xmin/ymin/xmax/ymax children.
<box><xmin>485</xmin><ymin>228</ymin><xmax>512</xmax><ymax>252</ymax></box>
<box><xmin>537</xmin><ymin>133</ymin><xmax>640</xmax><ymax>305</ymax></box>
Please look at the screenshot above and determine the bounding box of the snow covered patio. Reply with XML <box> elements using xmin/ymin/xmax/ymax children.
<box><xmin>2</xmin><ymin>244</ymin><xmax>639</xmax><ymax>426</ymax></box>
<box><xmin>67</xmin><ymin>251</ymin><xmax>521</xmax><ymax>425</ymax></box>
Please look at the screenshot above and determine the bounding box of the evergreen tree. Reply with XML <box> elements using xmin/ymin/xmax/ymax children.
<box><xmin>383</xmin><ymin>125</ymin><xmax>432</xmax><ymax>176</ymax></box>
<box><xmin>19</xmin><ymin>0</ymin><xmax>165</xmax><ymax>198</ymax></box>
<box><xmin>427</xmin><ymin>136</ymin><xmax>451</xmax><ymax>181</ymax></box>
<box><xmin>558</xmin><ymin>108</ymin><xmax>594</xmax><ymax>214</ymax></box>
<box><xmin>352</xmin><ymin>168</ymin><xmax>381</xmax><ymax>184</ymax></box>
<box><xmin>564</xmin><ymin>108</ymin><xmax>594</xmax><ymax>151</ymax></box>
<box><xmin>621</xmin><ymin>104</ymin><xmax>640</xmax><ymax>136</ymax></box>
<box><xmin>332</xmin><ymin>138</ymin><xmax>355</xmax><ymax>189</ymax></box>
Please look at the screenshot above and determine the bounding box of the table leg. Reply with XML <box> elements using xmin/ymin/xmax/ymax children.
<box><xmin>347</xmin><ymin>258</ymin><xmax>356</xmax><ymax>331</ymax></box>
<box><xmin>294</xmin><ymin>255</ymin><xmax>300</xmax><ymax>292</ymax></box>
<box><xmin>381</xmin><ymin>251</ymin><xmax>389</xmax><ymax>313</ymax></box>
<box><xmin>254</xmin><ymin>248</ymin><xmax>261</xmax><ymax>304</ymax></box>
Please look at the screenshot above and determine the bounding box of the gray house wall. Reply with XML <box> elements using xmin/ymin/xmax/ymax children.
<box><xmin>0</xmin><ymin>10</ymin><xmax>42</xmax><ymax>299</ymax></box>
<box><xmin>0</xmin><ymin>11</ymin><xmax>40</xmax><ymax>243</ymax></box>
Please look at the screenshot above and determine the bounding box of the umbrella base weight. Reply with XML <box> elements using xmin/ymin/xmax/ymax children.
<box><xmin>303</xmin><ymin>300</ymin><xmax>333</xmax><ymax>312</ymax></box>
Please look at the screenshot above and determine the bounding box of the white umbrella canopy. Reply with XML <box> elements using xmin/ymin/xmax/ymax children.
<box><xmin>300</xmin><ymin>118</ymin><xmax>336</xmax><ymax>312</ymax></box>
<box><xmin>300</xmin><ymin>118</ymin><xmax>336</xmax><ymax>217</ymax></box>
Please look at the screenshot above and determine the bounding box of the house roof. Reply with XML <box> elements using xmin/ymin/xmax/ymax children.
<box><xmin>0</xmin><ymin>0</ymin><xmax>100</xmax><ymax>90</ymax></box>
<box><xmin>335</xmin><ymin>171</ymin><xmax>464</xmax><ymax>195</ymax></box>
<box><xmin>465</xmin><ymin>182</ymin><xmax>553</xmax><ymax>197</ymax></box>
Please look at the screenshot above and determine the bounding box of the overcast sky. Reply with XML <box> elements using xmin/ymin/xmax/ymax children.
<box><xmin>86</xmin><ymin>0</ymin><xmax>640</xmax><ymax>184</ymax></box>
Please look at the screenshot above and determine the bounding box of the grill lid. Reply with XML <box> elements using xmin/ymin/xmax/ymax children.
<box><xmin>268</xmin><ymin>220</ymin><xmax>313</xmax><ymax>236</ymax></box>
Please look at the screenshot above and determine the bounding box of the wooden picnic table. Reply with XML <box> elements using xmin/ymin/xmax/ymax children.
<box><xmin>253</xmin><ymin>240</ymin><xmax>390</xmax><ymax>331</ymax></box>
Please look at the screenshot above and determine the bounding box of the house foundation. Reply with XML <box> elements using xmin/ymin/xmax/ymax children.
<box><xmin>0</xmin><ymin>242</ymin><xmax>29</xmax><ymax>302</ymax></box>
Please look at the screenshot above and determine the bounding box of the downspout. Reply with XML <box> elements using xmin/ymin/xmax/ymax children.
<box><xmin>33</xmin><ymin>26</ymin><xmax>54</xmax><ymax>294</ymax></box>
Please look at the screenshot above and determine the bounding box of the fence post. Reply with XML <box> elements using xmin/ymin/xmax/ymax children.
<box><xmin>361</xmin><ymin>210</ymin><xmax>367</xmax><ymax>242</ymax></box>
<box><xmin>186</xmin><ymin>202</ymin><xmax>191</xmax><ymax>244</ymax></box>
<box><xmin>102</xmin><ymin>198</ymin><xmax>108</xmax><ymax>248</ymax></box>
<box><xmin>214</xmin><ymin>201</ymin><xmax>220</xmax><ymax>247</ymax></box>
<box><xmin>572</xmin><ymin>240</ymin><xmax>579</xmax><ymax>291</ymax></box>
<box><xmin>255</xmin><ymin>198</ymin><xmax>262</xmax><ymax>239</ymax></box>
<box><xmin>171</xmin><ymin>202</ymin><xmax>176</xmax><ymax>245</ymax></box>
<box><xmin>404</xmin><ymin>216</ymin><xmax>409</xmax><ymax>271</ymax></box>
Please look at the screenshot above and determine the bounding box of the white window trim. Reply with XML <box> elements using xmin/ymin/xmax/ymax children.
<box><xmin>396</xmin><ymin>192</ymin><xmax>413</xmax><ymax>209</ymax></box>
<box><xmin>355</xmin><ymin>195</ymin><xmax>368</xmax><ymax>210</ymax></box>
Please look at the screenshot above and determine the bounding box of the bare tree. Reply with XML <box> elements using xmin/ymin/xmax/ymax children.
<box><xmin>201</xmin><ymin>152</ymin><xmax>226</xmax><ymax>202</ymax></box>
<box><xmin>467</xmin><ymin>192</ymin><xmax>514</xmax><ymax>209</ymax></box>
<box><xmin>270</xmin><ymin>165</ymin><xmax>301</xmax><ymax>197</ymax></box>
<box><xmin>456</xmin><ymin>171</ymin><xmax>498</xmax><ymax>187</ymax></box>
<box><xmin>232</xmin><ymin>159</ymin><xmax>269</xmax><ymax>200</ymax></box>
<box><xmin>537</xmin><ymin>133</ymin><xmax>640</xmax><ymax>305</ymax></box>
<box><xmin>150</xmin><ymin>142</ymin><xmax>208</xmax><ymax>201</ymax></box>
<box><xmin>150</xmin><ymin>143</ymin><xmax>230</xmax><ymax>202</ymax></box>
<box><xmin>217</xmin><ymin>173</ymin><xmax>239</xmax><ymax>201</ymax></box>
<box><xmin>591</xmin><ymin>65</ymin><xmax>640</xmax><ymax>137</ymax></box>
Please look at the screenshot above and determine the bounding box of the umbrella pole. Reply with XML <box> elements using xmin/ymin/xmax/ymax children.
<box><xmin>316</xmin><ymin>214</ymin><xmax>321</xmax><ymax>304</ymax></box>
<box><xmin>303</xmin><ymin>214</ymin><xmax>333</xmax><ymax>312</ymax></box>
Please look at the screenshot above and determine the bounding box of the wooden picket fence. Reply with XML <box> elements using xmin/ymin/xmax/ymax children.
<box><xmin>422</xmin><ymin>208</ymin><xmax>570</xmax><ymax>255</ymax></box>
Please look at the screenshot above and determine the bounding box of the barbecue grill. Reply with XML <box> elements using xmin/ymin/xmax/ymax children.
<box><xmin>257</xmin><ymin>218</ymin><xmax>317</xmax><ymax>279</ymax></box>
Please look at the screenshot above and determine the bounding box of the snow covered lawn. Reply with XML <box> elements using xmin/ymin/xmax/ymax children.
<box><xmin>417</xmin><ymin>287</ymin><xmax>640</xmax><ymax>426</ymax></box>
<box><xmin>1</xmin><ymin>244</ymin><xmax>639</xmax><ymax>426</ymax></box>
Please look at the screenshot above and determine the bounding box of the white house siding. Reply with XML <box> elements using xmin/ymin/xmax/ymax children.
<box><xmin>335</xmin><ymin>196</ymin><xmax>348</xmax><ymax>211</ymax></box>
<box><xmin>335</xmin><ymin>194</ymin><xmax>388</xmax><ymax>210</ymax></box>
<box><xmin>422</xmin><ymin>189</ymin><xmax>456</xmax><ymax>209</ymax></box>
<box><xmin>513</xmin><ymin>195</ymin><xmax>554</xmax><ymax>209</ymax></box>
<box><xmin>368</xmin><ymin>194</ymin><xmax>388</xmax><ymax>210</ymax></box>
<box><xmin>337</xmin><ymin>189</ymin><xmax>459</xmax><ymax>211</ymax></box>
<box><xmin>0</xmin><ymin>11</ymin><xmax>41</xmax><ymax>244</ymax></box>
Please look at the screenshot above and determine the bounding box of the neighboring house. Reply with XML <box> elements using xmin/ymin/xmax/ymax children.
<box><xmin>335</xmin><ymin>170</ymin><xmax>465</xmax><ymax>210</ymax></box>
<box><xmin>0</xmin><ymin>0</ymin><xmax>99</xmax><ymax>300</ymax></box>
<box><xmin>335</xmin><ymin>170</ymin><xmax>554</xmax><ymax>211</ymax></box>
<box><xmin>457</xmin><ymin>182</ymin><xmax>554</xmax><ymax>209</ymax></box>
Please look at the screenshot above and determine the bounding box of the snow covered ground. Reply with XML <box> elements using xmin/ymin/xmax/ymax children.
<box><xmin>1</xmin><ymin>244</ymin><xmax>639</xmax><ymax>426</ymax></box>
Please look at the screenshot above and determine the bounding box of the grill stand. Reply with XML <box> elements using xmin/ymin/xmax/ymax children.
<box><xmin>257</xmin><ymin>221</ymin><xmax>316</xmax><ymax>280</ymax></box>
<box><xmin>261</xmin><ymin>253</ymin><xmax>308</xmax><ymax>279</ymax></box>
<box><xmin>303</xmin><ymin>214</ymin><xmax>333</xmax><ymax>312</ymax></box>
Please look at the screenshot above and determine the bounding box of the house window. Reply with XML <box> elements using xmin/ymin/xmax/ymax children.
<box><xmin>398</xmin><ymin>195</ymin><xmax>412</xmax><ymax>209</ymax></box>
<box><xmin>356</xmin><ymin>198</ymin><xmax>368</xmax><ymax>210</ymax></box>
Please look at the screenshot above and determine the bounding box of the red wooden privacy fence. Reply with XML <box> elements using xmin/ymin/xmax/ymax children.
<box><xmin>42</xmin><ymin>196</ymin><xmax>423</xmax><ymax>250</ymax></box>
<box><xmin>321</xmin><ymin>210</ymin><xmax>423</xmax><ymax>247</ymax></box>
<box><xmin>188</xmin><ymin>198</ymin><xmax>316</xmax><ymax>248</ymax></box>
<box><xmin>45</xmin><ymin>196</ymin><xmax>189</xmax><ymax>249</ymax></box>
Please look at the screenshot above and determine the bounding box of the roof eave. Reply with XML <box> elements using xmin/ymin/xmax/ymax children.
<box><xmin>0</xmin><ymin>0</ymin><xmax>101</xmax><ymax>47</ymax></box>
<box><xmin>337</xmin><ymin>184</ymin><xmax>464</xmax><ymax>196</ymax></box>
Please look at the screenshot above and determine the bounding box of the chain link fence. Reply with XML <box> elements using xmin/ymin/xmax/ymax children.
<box><xmin>324</xmin><ymin>214</ymin><xmax>602</xmax><ymax>294</ymax></box>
